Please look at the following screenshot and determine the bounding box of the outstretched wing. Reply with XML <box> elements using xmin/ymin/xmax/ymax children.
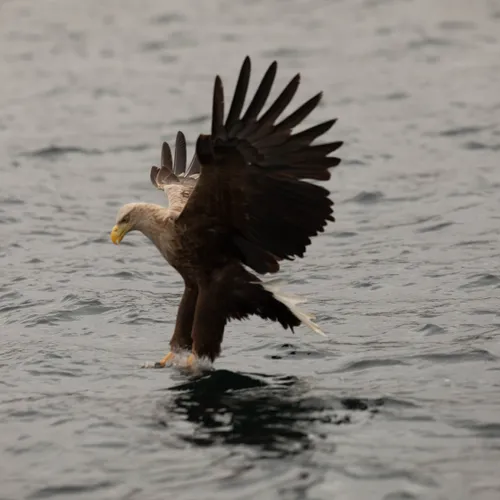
<box><xmin>150</xmin><ymin>131</ymin><xmax>199</xmax><ymax>212</ymax></box>
<box><xmin>178</xmin><ymin>56</ymin><xmax>343</xmax><ymax>274</ymax></box>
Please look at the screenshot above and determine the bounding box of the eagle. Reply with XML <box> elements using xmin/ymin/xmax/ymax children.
<box><xmin>110</xmin><ymin>56</ymin><xmax>343</xmax><ymax>368</ymax></box>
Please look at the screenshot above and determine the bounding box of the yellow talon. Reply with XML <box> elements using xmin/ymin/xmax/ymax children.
<box><xmin>154</xmin><ymin>351</ymin><xmax>175</xmax><ymax>368</ymax></box>
<box><xmin>145</xmin><ymin>351</ymin><xmax>198</xmax><ymax>370</ymax></box>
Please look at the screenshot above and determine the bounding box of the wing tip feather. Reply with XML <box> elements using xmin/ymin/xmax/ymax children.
<box><xmin>174</xmin><ymin>131</ymin><xmax>187</xmax><ymax>175</ymax></box>
<box><xmin>161</xmin><ymin>141</ymin><xmax>172</xmax><ymax>169</ymax></box>
<box><xmin>150</xmin><ymin>166</ymin><xmax>160</xmax><ymax>189</ymax></box>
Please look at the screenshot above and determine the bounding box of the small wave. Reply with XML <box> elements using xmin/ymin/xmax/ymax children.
<box><xmin>416</xmin><ymin>221</ymin><xmax>454</xmax><ymax>233</ymax></box>
<box><xmin>151</xmin><ymin>13</ymin><xmax>185</xmax><ymax>25</ymax></box>
<box><xmin>26</xmin><ymin>369</ymin><xmax>83</xmax><ymax>378</ymax></box>
<box><xmin>103</xmin><ymin>270</ymin><xmax>146</xmax><ymax>280</ymax></box>
<box><xmin>23</xmin><ymin>146</ymin><xmax>102</xmax><ymax>158</ymax></box>
<box><xmin>336</xmin><ymin>357</ymin><xmax>408</xmax><ymax>372</ymax></box>
<box><xmin>415</xmin><ymin>349</ymin><xmax>497</xmax><ymax>363</ymax></box>
<box><xmin>172</xmin><ymin>114</ymin><xmax>210</xmax><ymax>127</ymax></box>
<box><xmin>342</xmin><ymin>159</ymin><xmax>367</xmax><ymax>166</ymax></box>
<box><xmin>332</xmin><ymin>231</ymin><xmax>358</xmax><ymax>238</ymax></box>
<box><xmin>352</xmin><ymin>280</ymin><xmax>377</xmax><ymax>289</ymax></box>
<box><xmin>470</xmin><ymin>308</ymin><xmax>498</xmax><ymax>318</ymax></box>
<box><xmin>265</xmin><ymin>343</ymin><xmax>325</xmax><ymax>360</ymax></box>
<box><xmin>29</xmin><ymin>481</ymin><xmax>115</xmax><ymax>499</ymax></box>
<box><xmin>455</xmin><ymin>421</ymin><xmax>500</xmax><ymax>439</ymax></box>
<box><xmin>418</xmin><ymin>323</ymin><xmax>446</xmax><ymax>336</ymax></box>
<box><xmin>0</xmin><ymin>291</ymin><xmax>22</xmax><ymax>303</ymax></box>
<box><xmin>439</xmin><ymin>126</ymin><xmax>488</xmax><ymax>137</ymax></box>
<box><xmin>0</xmin><ymin>197</ymin><xmax>24</xmax><ymax>205</ymax></box>
<box><xmin>439</xmin><ymin>21</ymin><xmax>475</xmax><ymax>31</ymax></box>
<box><xmin>0</xmin><ymin>216</ymin><xmax>21</xmax><ymax>224</ymax></box>
<box><xmin>125</xmin><ymin>314</ymin><xmax>168</xmax><ymax>325</ymax></box>
<box><xmin>261</xmin><ymin>47</ymin><xmax>310</xmax><ymax>59</ymax></box>
<box><xmin>140</xmin><ymin>40</ymin><xmax>168</xmax><ymax>52</ymax></box>
<box><xmin>348</xmin><ymin>191</ymin><xmax>385</xmax><ymax>204</ymax></box>
<box><xmin>460</xmin><ymin>273</ymin><xmax>500</xmax><ymax>289</ymax></box>
<box><xmin>108</xmin><ymin>143</ymin><xmax>151</xmax><ymax>154</ymax></box>
<box><xmin>341</xmin><ymin>397</ymin><xmax>386</xmax><ymax>411</ymax></box>
<box><xmin>22</xmin><ymin>143</ymin><xmax>151</xmax><ymax>159</ymax></box>
<box><xmin>407</xmin><ymin>36</ymin><xmax>453</xmax><ymax>49</ymax></box>
<box><xmin>1</xmin><ymin>298</ymin><xmax>52</xmax><ymax>321</ymax></box>
<box><xmin>462</xmin><ymin>141</ymin><xmax>500</xmax><ymax>151</ymax></box>
<box><xmin>20</xmin><ymin>298</ymin><xmax>114</xmax><ymax>328</ymax></box>
<box><xmin>385</xmin><ymin>91</ymin><xmax>409</xmax><ymax>100</ymax></box>
<box><xmin>452</xmin><ymin>239</ymin><xmax>491</xmax><ymax>247</ymax></box>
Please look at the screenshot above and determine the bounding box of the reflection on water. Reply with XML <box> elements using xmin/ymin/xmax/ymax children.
<box><xmin>157</xmin><ymin>369</ymin><xmax>379</xmax><ymax>458</ymax></box>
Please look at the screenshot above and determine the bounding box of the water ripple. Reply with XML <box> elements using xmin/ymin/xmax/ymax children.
<box><xmin>2</xmin><ymin>0</ymin><xmax>500</xmax><ymax>498</ymax></box>
<box><xmin>28</xmin><ymin>481</ymin><xmax>116</xmax><ymax>500</ymax></box>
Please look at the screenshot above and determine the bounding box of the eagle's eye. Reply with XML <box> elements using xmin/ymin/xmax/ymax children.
<box><xmin>120</xmin><ymin>214</ymin><xmax>131</xmax><ymax>224</ymax></box>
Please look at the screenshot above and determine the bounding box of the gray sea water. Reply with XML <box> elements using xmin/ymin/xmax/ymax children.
<box><xmin>1</xmin><ymin>0</ymin><xmax>500</xmax><ymax>498</ymax></box>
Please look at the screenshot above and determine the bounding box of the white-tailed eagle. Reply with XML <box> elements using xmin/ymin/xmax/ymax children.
<box><xmin>110</xmin><ymin>56</ymin><xmax>343</xmax><ymax>368</ymax></box>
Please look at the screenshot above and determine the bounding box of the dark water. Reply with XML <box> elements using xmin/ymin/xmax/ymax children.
<box><xmin>1</xmin><ymin>0</ymin><xmax>500</xmax><ymax>498</ymax></box>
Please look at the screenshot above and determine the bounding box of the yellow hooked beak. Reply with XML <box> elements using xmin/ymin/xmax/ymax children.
<box><xmin>110</xmin><ymin>223</ymin><xmax>130</xmax><ymax>245</ymax></box>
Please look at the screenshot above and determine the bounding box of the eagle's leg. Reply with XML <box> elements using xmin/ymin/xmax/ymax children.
<box><xmin>153</xmin><ymin>284</ymin><xmax>198</xmax><ymax>368</ymax></box>
<box><xmin>189</xmin><ymin>287</ymin><xmax>226</xmax><ymax>364</ymax></box>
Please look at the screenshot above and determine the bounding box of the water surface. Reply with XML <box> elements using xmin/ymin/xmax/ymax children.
<box><xmin>1</xmin><ymin>0</ymin><xmax>500</xmax><ymax>498</ymax></box>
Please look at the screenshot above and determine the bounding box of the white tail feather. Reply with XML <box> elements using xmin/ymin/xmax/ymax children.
<box><xmin>261</xmin><ymin>279</ymin><xmax>326</xmax><ymax>337</ymax></box>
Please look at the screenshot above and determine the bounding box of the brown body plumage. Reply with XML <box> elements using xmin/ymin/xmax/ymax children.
<box><xmin>110</xmin><ymin>56</ymin><xmax>343</xmax><ymax>366</ymax></box>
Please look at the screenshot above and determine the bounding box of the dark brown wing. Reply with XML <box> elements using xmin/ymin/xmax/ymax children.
<box><xmin>185</xmin><ymin>152</ymin><xmax>202</xmax><ymax>176</ymax></box>
<box><xmin>177</xmin><ymin>56</ymin><xmax>343</xmax><ymax>274</ymax></box>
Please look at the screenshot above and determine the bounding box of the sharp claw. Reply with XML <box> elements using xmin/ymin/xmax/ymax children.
<box><xmin>142</xmin><ymin>351</ymin><xmax>175</xmax><ymax>369</ymax></box>
<box><xmin>141</xmin><ymin>352</ymin><xmax>202</xmax><ymax>370</ymax></box>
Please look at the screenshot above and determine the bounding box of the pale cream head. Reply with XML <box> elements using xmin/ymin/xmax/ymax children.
<box><xmin>111</xmin><ymin>203</ymin><xmax>148</xmax><ymax>244</ymax></box>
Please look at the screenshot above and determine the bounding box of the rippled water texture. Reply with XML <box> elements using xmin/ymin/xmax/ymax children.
<box><xmin>1</xmin><ymin>0</ymin><xmax>500</xmax><ymax>498</ymax></box>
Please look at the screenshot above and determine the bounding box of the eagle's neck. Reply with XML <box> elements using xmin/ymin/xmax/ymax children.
<box><xmin>134</xmin><ymin>204</ymin><xmax>166</xmax><ymax>238</ymax></box>
<box><xmin>134</xmin><ymin>203</ymin><xmax>175</xmax><ymax>257</ymax></box>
